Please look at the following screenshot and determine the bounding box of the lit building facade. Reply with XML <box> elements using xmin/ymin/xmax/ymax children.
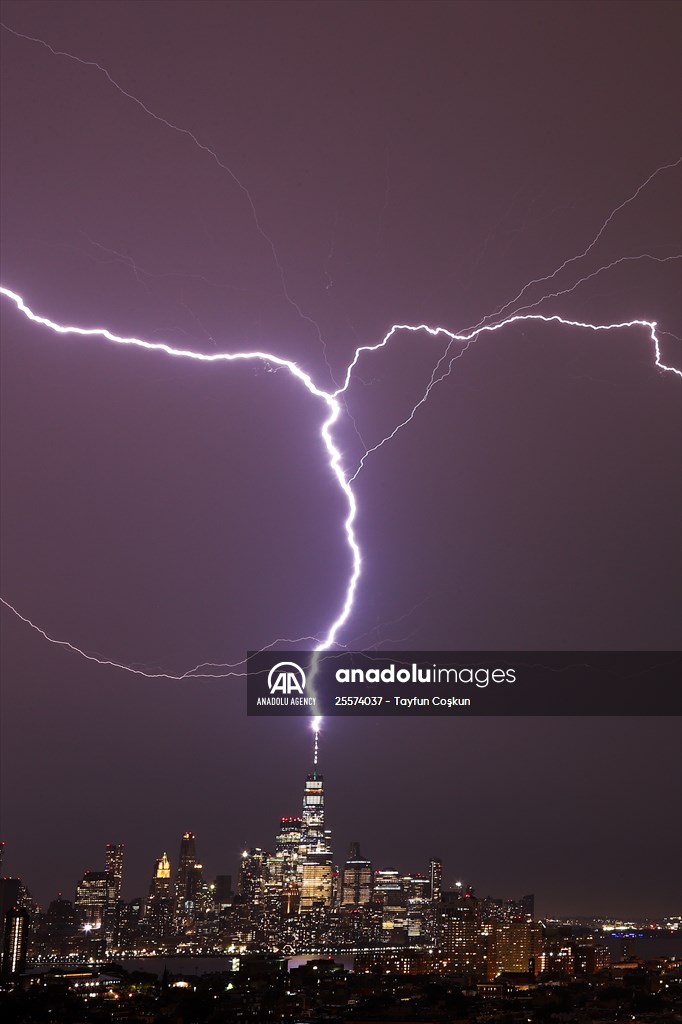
<box><xmin>145</xmin><ymin>853</ymin><xmax>173</xmax><ymax>942</ymax></box>
<box><xmin>1</xmin><ymin>907</ymin><xmax>29</xmax><ymax>980</ymax></box>
<box><xmin>104</xmin><ymin>843</ymin><xmax>124</xmax><ymax>902</ymax></box>
<box><xmin>341</xmin><ymin>843</ymin><xmax>373</xmax><ymax>907</ymax></box>
<box><xmin>174</xmin><ymin>832</ymin><xmax>202</xmax><ymax>928</ymax></box>
<box><xmin>438</xmin><ymin>888</ymin><xmax>480</xmax><ymax>972</ymax></box>
<box><xmin>75</xmin><ymin>871</ymin><xmax>111</xmax><ymax>929</ymax></box>
<box><xmin>299</xmin><ymin>726</ymin><xmax>333</xmax><ymax>913</ymax></box>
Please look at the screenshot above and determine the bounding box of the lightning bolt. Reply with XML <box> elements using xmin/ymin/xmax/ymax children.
<box><xmin>1</xmin><ymin>22</ymin><xmax>680</xmax><ymax>680</ymax></box>
<box><xmin>1</xmin><ymin>284</ymin><xmax>679</xmax><ymax>679</ymax></box>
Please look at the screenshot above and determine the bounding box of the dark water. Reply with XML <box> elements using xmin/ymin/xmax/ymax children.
<box><xmin>115</xmin><ymin>936</ymin><xmax>682</xmax><ymax>975</ymax></box>
<box><xmin>605</xmin><ymin>933</ymin><xmax>682</xmax><ymax>960</ymax></box>
<box><xmin>120</xmin><ymin>953</ymin><xmax>355</xmax><ymax>976</ymax></box>
<box><xmin>109</xmin><ymin>956</ymin><xmax>241</xmax><ymax>977</ymax></box>
<box><xmin>31</xmin><ymin>936</ymin><xmax>681</xmax><ymax>977</ymax></box>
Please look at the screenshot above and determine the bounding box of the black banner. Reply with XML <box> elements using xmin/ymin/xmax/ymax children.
<box><xmin>246</xmin><ymin>651</ymin><xmax>681</xmax><ymax>716</ymax></box>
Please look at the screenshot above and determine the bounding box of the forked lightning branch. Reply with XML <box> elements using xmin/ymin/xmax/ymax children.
<box><xmin>1</xmin><ymin>284</ymin><xmax>680</xmax><ymax>683</ymax></box>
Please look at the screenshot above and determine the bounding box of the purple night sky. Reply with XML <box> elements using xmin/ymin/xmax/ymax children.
<box><xmin>1</xmin><ymin>0</ymin><xmax>680</xmax><ymax>918</ymax></box>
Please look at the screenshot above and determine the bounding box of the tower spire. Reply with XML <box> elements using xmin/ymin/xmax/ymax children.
<box><xmin>312</xmin><ymin>716</ymin><xmax>321</xmax><ymax>768</ymax></box>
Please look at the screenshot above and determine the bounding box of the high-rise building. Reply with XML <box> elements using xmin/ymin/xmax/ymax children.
<box><xmin>299</xmin><ymin>724</ymin><xmax>333</xmax><ymax>912</ymax></box>
<box><xmin>402</xmin><ymin>874</ymin><xmax>431</xmax><ymax>941</ymax></box>
<box><xmin>439</xmin><ymin>887</ymin><xmax>480</xmax><ymax>972</ymax></box>
<box><xmin>300</xmin><ymin>771</ymin><xmax>327</xmax><ymax>856</ymax></box>
<box><xmin>300</xmin><ymin>855</ymin><xmax>333</xmax><ymax>912</ymax></box>
<box><xmin>1</xmin><ymin>907</ymin><xmax>29</xmax><ymax>980</ymax></box>
<box><xmin>75</xmin><ymin>871</ymin><xmax>111</xmax><ymax>928</ymax></box>
<box><xmin>145</xmin><ymin>853</ymin><xmax>173</xmax><ymax>942</ymax></box>
<box><xmin>275</xmin><ymin>816</ymin><xmax>302</xmax><ymax>883</ymax></box>
<box><xmin>341</xmin><ymin>843</ymin><xmax>373</xmax><ymax>907</ymax></box>
<box><xmin>105</xmin><ymin>844</ymin><xmax>124</xmax><ymax>902</ymax></box>
<box><xmin>103</xmin><ymin>843</ymin><xmax>124</xmax><ymax>949</ymax></box>
<box><xmin>429</xmin><ymin>859</ymin><xmax>442</xmax><ymax>903</ymax></box>
<box><xmin>483</xmin><ymin>919</ymin><xmax>544</xmax><ymax>979</ymax></box>
<box><xmin>174</xmin><ymin>832</ymin><xmax>202</xmax><ymax>927</ymax></box>
<box><xmin>0</xmin><ymin>878</ymin><xmax>21</xmax><ymax>951</ymax></box>
<box><xmin>276</xmin><ymin>817</ymin><xmax>303</xmax><ymax>857</ymax></box>
<box><xmin>151</xmin><ymin>852</ymin><xmax>172</xmax><ymax>895</ymax></box>
<box><xmin>238</xmin><ymin>848</ymin><xmax>267</xmax><ymax>905</ymax></box>
<box><xmin>34</xmin><ymin>896</ymin><xmax>79</xmax><ymax>958</ymax></box>
<box><xmin>375</xmin><ymin>870</ymin><xmax>407</xmax><ymax>942</ymax></box>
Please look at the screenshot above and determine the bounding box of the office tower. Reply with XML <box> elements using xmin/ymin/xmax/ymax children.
<box><xmin>151</xmin><ymin>852</ymin><xmax>172</xmax><ymax>898</ymax></box>
<box><xmin>0</xmin><ymin>878</ymin><xmax>21</xmax><ymax>951</ymax></box>
<box><xmin>75</xmin><ymin>871</ymin><xmax>110</xmax><ymax>928</ymax></box>
<box><xmin>300</xmin><ymin>757</ymin><xmax>329</xmax><ymax>858</ymax></box>
<box><xmin>238</xmin><ymin>848</ymin><xmax>267</xmax><ymax>905</ymax></box>
<box><xmin>341</xmin><ymin>843</ymin><xmax>373</xmax><ymax>907</ymax></box>
<box><xmin>174</xmin><ymin>832</ymin><xmax>202</xmax><ymax>925</ymax></box>
<box><xmin>276</xmin><ymin>816</ymin><xmax>303</xmax><ymax>855</ymax></box>
<box><xmin>484</xmin><ymin>919</ymin><xmax>544</xmax><ymax>979</ymax></box>
<box><xmin>270</xmin><ymin>816</ymin><xmax>302</xmax><ymax>910</ymax></box>
<box><xmin>105</xmin><ymin>844</ymin><xmax>124</xmax><ymax>902</ymax></box>
<box><xmin>429</xmin><ymin>859</ymin><xmax>442</xmax><ymax>903</ymax></box>
<box><xmin>374</xmin><ymin>869</ymin><xmax>407</xmax><ymax>942</ymax></box>
<box><xmin>439</xmin><ymin>887</ymin><xmax>480</xmax><ymax>972</ymax></box>
<box><xmin>145</xmin><ymin>853</ymin><xmax>173</xmax><ymax>941</ymax></box>
<box><xmin>402</xmin><ymin>874</ymin><xmax>431</xmax><ymax>940</ymax></box>
<box><xmin>117</xmin><ymin>898</ymin><xmax>144</xmax><ymax>949</ymax></box>
<box><xmin>102</xmin><ymin>843</ymin><xmax>124</xmax><ymax>949</ymax></box>
<box><xmin>300</xmin><ymin>854</ymin><xmax>333</xmax><ymax>912</ymax></box>
<box><xmin>276</xmin><ymin>816</ymin><xmax>302</xmax><ymax>879</ymax></box>
<box><xmin>299</xmin><ymin>724</ymin><xmax>333</xmax><ymax>912</ymax></box>
<box><xmin>374</xmin><ymin>869</ymin><xmax>402</xmax><ymax>904</ymax></box>
<box><xmin>1</xmin><ymin>907</ymin><xmax>29</xmax><ymax>980</ymax></box>
<box><xmin>35</xmin><ymin>896</ymin><xmax>79</xmax><ymax>958</ymax></box>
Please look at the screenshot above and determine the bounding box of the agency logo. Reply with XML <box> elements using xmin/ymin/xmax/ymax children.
<box><xmin>267</xmin><ymin>661</ymin><xmax>307</xmax><ymax>695</ymax></box>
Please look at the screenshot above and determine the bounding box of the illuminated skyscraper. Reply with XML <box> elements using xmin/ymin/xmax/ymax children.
<box><xmin>429</xmin><ymin>859</ymin><xmax>442</xmax><ymax>903</ymax></box>
<box><xmin>439</xmin><ymin>887</ymin><xmax>480</xmax><ymax>972</ymax></box>
<box><xmin>0</xmin><ymin>879</ymin><xmax>20</xmax><ymax>951</ymax></box>
<box><xmin>75</xmin><ymin>871</ymin><xmax>111</xmax><ymax>928</ymax></box>
<box><xmin>341</xmin><ymin>842</ymin><xmax>373</xmax><ymax>907</ymax></box>
<box><xmin>1</xmin><ymin>907</ymin><xmax>29</xmax><ymax>980</ymax></box>
<box><xmin>152</xmin><ymin>852</ymin><xmax>172</xmax><ymax>893</ymax></box>
<box><xmin>276</xmin><ymin>817</ymin><xmax>302</xmax><ymax>862</ymax></box>
<box><xmin>174</xmin><ymin>832</ymin><xmax>202</xmax><ymax>927</ymax></box>
<box><xmin>146</xmin><ymin>853</ymin><xmax>173</xmax><ymax>941</ymax></box>
<box><xmin>299</xmin><ymin>721</ymin><xmax>333</xmax><ymax>912</ymax></box>
<box><xmin>105</xmin><ymin>844</ymin><xmax>124</xmax><ymax>902</ymax></box>
<box><xmin>375</xmin><ymin>869</ymin><xmax>407</xmax><ymax>941</ymax></box>
<box><xmin>103</xmin><ymin>843</ymin><xmax>124</xmax><ymax>949</ymax></box>
<box><xmin>483</xmin><ymin>919</ymin><xmax>544</xmax><ymax>979</ymax></box>
<box><xmin>300</xmin><ymin>775</ymin><xmax>328</xmax><ymax>857</ymax></box>
<box><xmin>238</xmin><ymin>848</ymin><xmax>267</xmax><ymax>905</ymax></box>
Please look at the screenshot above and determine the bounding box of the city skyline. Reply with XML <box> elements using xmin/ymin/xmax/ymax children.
<box><xmin>4</xmin><ymin>722</ymin><xmax>680</xmax><ymax>985</ymax></box>
<box><xmin>2</xmin><ymin>722</ymin><xmax>679</xmax><ymax>923</ymax></box>
<box><xmin>1</xmin><ymin>0</ymin><xmax>680</xmax><ymax>938</ymax></box>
